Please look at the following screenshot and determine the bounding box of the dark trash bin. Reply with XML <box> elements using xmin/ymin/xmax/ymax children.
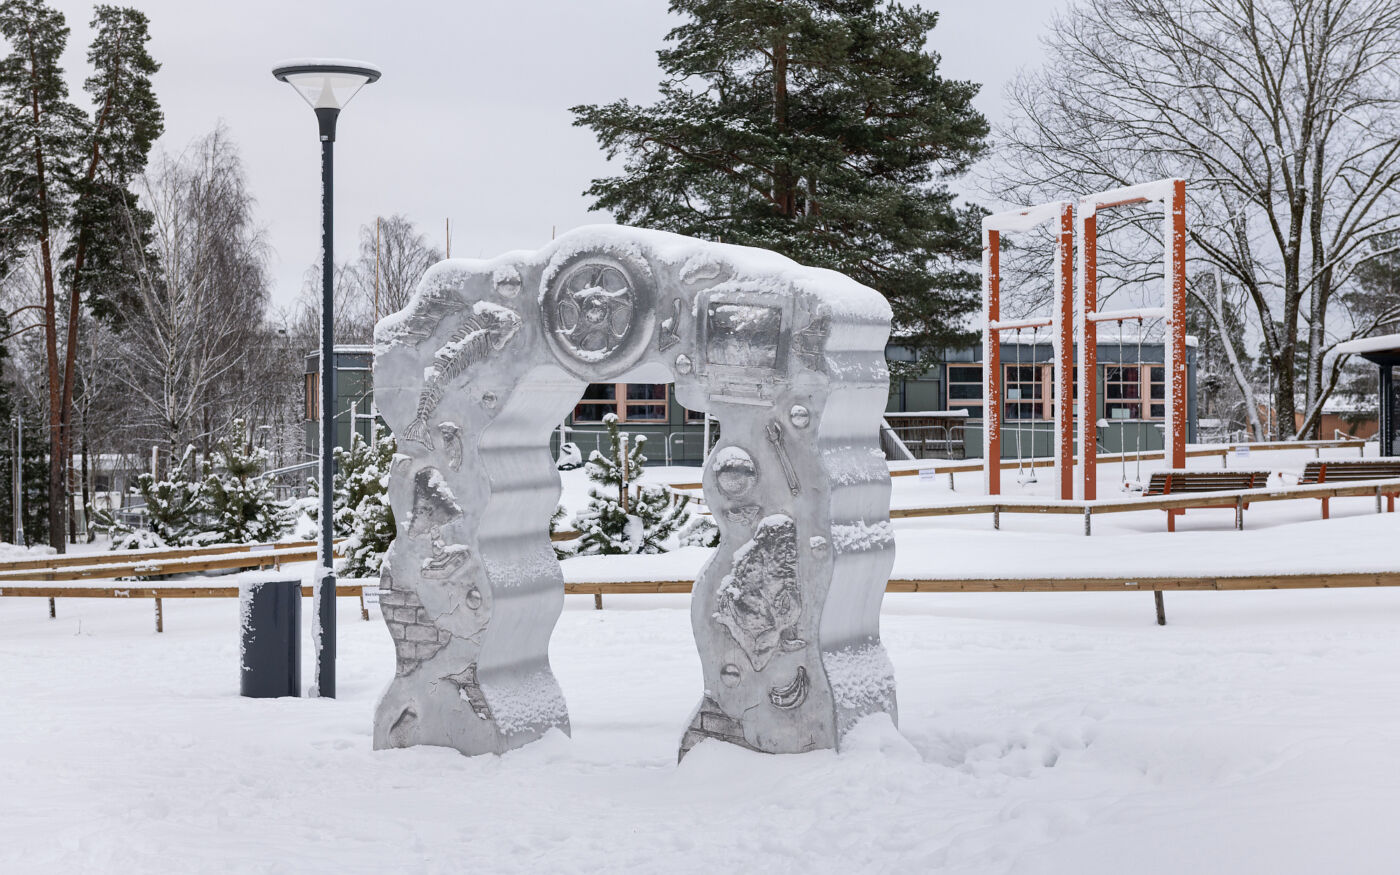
<box><xmin>240</xmin><ymin>578</ymin><xmax>301</xmax><ymax>698</ymax></box>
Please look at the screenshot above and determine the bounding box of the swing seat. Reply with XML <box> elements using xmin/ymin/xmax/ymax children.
<box><xmin>1143</xmin><ymin>469</ymin><xmax>1272</xmax><ymax>531</ymax></box>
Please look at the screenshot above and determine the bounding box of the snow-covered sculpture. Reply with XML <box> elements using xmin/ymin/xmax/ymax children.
<box><xmin>372</xmin><ymin>226</ymin><xmax>896</xmax><ymax>758</ymax></box>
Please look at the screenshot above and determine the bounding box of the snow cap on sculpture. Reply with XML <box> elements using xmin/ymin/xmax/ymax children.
<box><xmin>372</xmin><ymin>225</ymin><xmax>896</xmax><ymax>759</ymax></box>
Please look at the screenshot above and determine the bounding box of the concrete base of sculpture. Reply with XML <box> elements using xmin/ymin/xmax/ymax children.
<box><xmin>372</xmin><ymin>226</ymin><xmax>896</xmax><ymax>758</ymax></box>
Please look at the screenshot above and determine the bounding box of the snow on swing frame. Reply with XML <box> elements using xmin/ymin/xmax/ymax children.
<box><xmin>981</xmin><ymin>201</ymin><xmax>1075</xmax><ymax>500</ymax></box>
<box><xmin>1076</xmin><ymin>178</ymin><xmax>1188</xmax><ymax>501</ymax></box>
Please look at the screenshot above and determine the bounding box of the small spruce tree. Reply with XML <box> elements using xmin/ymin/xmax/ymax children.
<box><xmin>572</xmin><ymin>414</ymin><xmax>695</xmax><ymax>555</ymax></box>
<box><xmin>335</xmin><ymin>430</ymin><xmax>397</xmax><ymax>578</ymax></box>
<box><xmin>200</xmin><ymin>421</ymin><xmax>288</xmax><ymax>544</ymax></box>
<box><xmin>127</xmin><ymin>447</ymin><xmax>201</xmax><ymax>547</ymax></box>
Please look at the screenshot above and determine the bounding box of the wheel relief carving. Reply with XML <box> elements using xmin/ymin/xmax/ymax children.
<box><xmin>545</xmin><ymin>258</ymin><xmax>640</xmax><ymax>366</ymax></box>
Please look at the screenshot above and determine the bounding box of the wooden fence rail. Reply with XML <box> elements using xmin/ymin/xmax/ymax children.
<box><xmin>0</xmin><ymin>539</ymin><xmax>320</xmax><ymax>573</ymax></box>
<box><xmin>0</xmin><ymin>546</ymin><xmax>319</xmax><ymax>583</ymax></box>
<box><xmin>5</xmin><ymin>570</ymin><xmax>1396</xmax><ymax>630</ymax></box>
<box><xmin>887</xmin><ymin>477</ymin><xmax>1400</xmax><ymax>533</ymax></box>
<box><xmin>666</xmin><ymin>438</ymin><xmax>1371</xmax><ymax>491</ymax></box>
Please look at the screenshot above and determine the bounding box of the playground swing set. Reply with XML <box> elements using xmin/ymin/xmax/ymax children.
<box><xmin>982</xmin><ymin>178</ymin><xmax>1188</xmax><ymax>502</ymax></box>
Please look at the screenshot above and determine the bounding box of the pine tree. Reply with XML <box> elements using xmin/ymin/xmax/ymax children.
<box><xmin>0</xmin><ymin>391</ymin><xmax>50</xmax><ymax>545</ymax></box>
<box><xmin>0</xmin><ymin>1</ymin><xmax>162</xmax><ymax>551</ymax></box>
<box><xmin>334</xmin><ymin>430</ymin><xmax>397</xmax><ymax>578</ymax></box>
<box><xmin>572</xmin><ymin>414</ymin><xmax>696</xmax><ymax>555</ymax></box>
<box><xmin>200</xmin><ymin>420</ymin><xmax>289</xmax><ymax>545</ymax></box>
<box><xmin>571</xmin><ymin>0</ymin><xmax>989</xmax><ymax>367</ymax></box>
<box><xmin>130</xmin><ymin>449</ymin><xmax>200</xmax><ymax>547</ymax></box>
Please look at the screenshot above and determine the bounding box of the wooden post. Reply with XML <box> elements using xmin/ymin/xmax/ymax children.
<box><xmin>1168</xmin><ymin>179</ymin><xmax>1188</xmax><ymax>472</ymax></box>
<box><xmin>1057</xmin><ymin>203</ymin><xmax>1075</xmax><ymax>500</ymax></box>
<box><xmin>1083</xmin><ymin>507</ymin><xmax>1092</xmax><ymax>536</ymax></box>
<box><xmin>993</xmin><ymin>507</ymin><xmax>1000</xmax><ymax>530</ymax></box>
<box><xmin>360</xmin><ymin>591</ymin><xmax>369</xmax><ymax>621</ymax></box>
<box><xmin>1235</xmin><ymin>496</ymin><xmax>1244</xmax><ymax>530</ymax></box>
<box><xmin>985</xmin><ymin>228</ymin><xmax>1002</xmax><ymax>496</ymax></box>
<box><xmin>154</xmin><ymin>597</ymin><xmax>163</xmax><ymax>633</ymax></box>
<box><xmin>1080</xmin><ymin>211</ymin><xmax>1099</xmax><ymax>500</ymax></box>
<box><xmin>48</xmin><ymin>596</ymin><xmax>55</xmax><ymax>618</ymax></box>
<box><xmin>593</xmin><ymin>593</ymin><xmax>603</xmax><ymax>610</ymax></box>
<box><xmin>1154</xmin><ymin>590</ymin><xmax>1166</xmax><ymax>626</ymax></box>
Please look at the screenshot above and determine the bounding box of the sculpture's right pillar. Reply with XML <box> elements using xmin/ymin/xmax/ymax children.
<box><xmin>680</xmin><ymin>284</ymin><xmax>896</xmax><ymax>757</ymax></box>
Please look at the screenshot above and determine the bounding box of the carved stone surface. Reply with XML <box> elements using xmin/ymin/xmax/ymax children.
<box><xmin>373</xmin><ymin>225</ymin><xmax>895</xmax><ymax>758</ymax></box>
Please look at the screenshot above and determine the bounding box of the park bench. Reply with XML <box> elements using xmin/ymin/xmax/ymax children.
<box><xmin>1297</xmin><ymin>459</ymin><xmax>1400</xmax><ymax>518</ymax></box>
<box><xmin>1144</xmin><ymin>469</ymin><xmax>1273</xmax><ymax>531</ymax></box>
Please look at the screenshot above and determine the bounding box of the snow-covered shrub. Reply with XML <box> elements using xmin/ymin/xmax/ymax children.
<box><xmin>550</xmin><ymin>504</ymin><xmax>572</xmax><ymax>559</ymax></box>
<box><xmin>106</xmin><ymin>447</ymin><xmax>203</xmax><ymax>548</ymax></box>
<box><xmin>106</xmin><ymin>527</ymin><xmax>165</xmax><ymax>551</ymax></box>
<box><xmin>335</xmin><ymin>431</ymin><xmax>397</xmax><ymax>578</ymax></box>
<box><xmin>571</xmin><ymin>414</ymin><xmax>695</xmax><ymax>555</ymax></box>
<box><xmin>201</xmin><ymin>421</ymin><xmax>291</xmax><ymax>544</ymax></box>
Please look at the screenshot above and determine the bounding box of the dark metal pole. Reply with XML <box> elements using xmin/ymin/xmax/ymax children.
<box><xmin>1380</xmin><ymin>364</ymin><xmax>1393</xmax><ymax>458</ymax></box>
<box><xmin>13</xmin><ymin>411</ymin><xmax>23</xmax><ymax>545</ymax></box>
<box><xmin>316</xmin><ymin>106</ymin><xmax>340</xmax><ymax>698</ymax></box>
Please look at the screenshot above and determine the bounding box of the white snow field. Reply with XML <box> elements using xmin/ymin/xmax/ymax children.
<box><xmin>2</xmin><ymin>445</ymin><xmax>1398</xmax><ymax>873</ymax></box>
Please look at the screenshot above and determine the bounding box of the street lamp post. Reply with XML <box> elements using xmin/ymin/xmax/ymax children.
<box><xmin>272</xmin><ymin>59</ymin><xmax>380</xmax><ymax>698</ymax></box>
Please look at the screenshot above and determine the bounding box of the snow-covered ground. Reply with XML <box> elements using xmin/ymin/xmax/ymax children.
<box><xmin>2</xmin><ymin>444</ymin><xmax>1397</xmax><ymax>872</ymax></box>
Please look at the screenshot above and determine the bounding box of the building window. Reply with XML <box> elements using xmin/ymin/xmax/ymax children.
<box><xmin>1005</xmin><ymin>364</ymin><xmax>1049</xmax><ymax>420</ymax></box>
<box><xmin>305</xmin><ymin>373</ymin><xmax>319</xmax><ymax>421</ymax></box>
<box><xmin>1149</xmin><ymin>366</ymin><xmax>1166</xmax><ymax>419</ymax></box>
<box><xmin>946</xmin><ymin>365</ymin><xmax>983</xmax><ymax>415</ymax></box>
<box><xmin>1104</xmin><ymin>365</ymin><xmax>1142</xmax><ymax>419</ymax></box>
<box><xmin>624</xmin><ymin>383</ymin><xmax>668</xmax><ymax>421</ymax></box>
<box><xmin>574</xmin><ymin>384</ymin><xmax>618</xmax><ymax>423</ymax></box>
<box><xmin>1103</xmin><ymin>364</ymin><xmax>1165</xmax><ymax>420</ymax></box>
<box><xmin>685</xmin><ymin>407</ymin><xmax>708</xmax><ymax>423</ymax></box>
<box><xmin>573</xmin><ymin>384</ymin><xmax>670</xmax><ymax>423</ymax></box>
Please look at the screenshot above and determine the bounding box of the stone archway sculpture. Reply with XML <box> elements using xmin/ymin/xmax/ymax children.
<box><xmin>371</xmin><ymin>226</ymin><xmax>897</xmax><ymax>758</ymax></box>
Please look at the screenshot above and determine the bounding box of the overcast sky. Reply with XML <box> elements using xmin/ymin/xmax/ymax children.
<box><xmin>44</xmin><ymin>0</ymin><xmax>1064</xmax><ymax>313</ymax></box>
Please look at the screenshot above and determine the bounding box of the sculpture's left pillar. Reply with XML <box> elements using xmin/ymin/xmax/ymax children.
<box><xmin>372</xmin><ymin>260</ymin><xmax>580</xmax><ymax>755</ymax></box>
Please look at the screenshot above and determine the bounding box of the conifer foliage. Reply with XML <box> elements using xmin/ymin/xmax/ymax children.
<box><xmin>571</xmin><ymin>414</ymin><xmax>696</xmax><ymax>556</ymax></box>
<box><xmin>0</xmin><ymin>0</ymin><xmax>163</xmax><ymax>549</ymax></box>
<box><xmin>201</xmin><ymin>421</ymin><xmax>288</xmax><ymax>545</ymax></box>
<box><xmin>572</xmin><ymin>0</ymin><xmax>989</xmax><ymax>365</ymax></box>
<box><xmin>333</xmin><ymin>430</ymin><xmax>397</xmax><ymax>578</ymax></box>
<box><xmin>119</xmin><ymin>450</ymin><xmax>201</xmax><ymax>548</ymax></box>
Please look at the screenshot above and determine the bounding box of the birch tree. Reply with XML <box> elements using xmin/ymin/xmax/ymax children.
<box><xmin>116</xmin><ymin>127</ymin><xmax>269</xmax><ymax>464</ymax></box>
<box><xmin>993</xmin><ymin>0</ymin><xmax>1400</xmax><ymax>438</ymax></box>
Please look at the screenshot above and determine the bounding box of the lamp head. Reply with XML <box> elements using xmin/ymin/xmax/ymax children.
<box><xmin>272</xmin><ymin>59</ymin><xmax>381</xmax><ymax>140</ymax></box>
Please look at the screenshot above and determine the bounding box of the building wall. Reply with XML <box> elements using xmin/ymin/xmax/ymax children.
<box><xmin>552</xmin><ymin>384</ymin><xmax>713</xmax><ymax>467</ymax></box>
<box><xmin>884</xmin><ymin>340</ymin><xmax>1199</xmax><ymax>460</ymax></box>
<box><xmin>308</xmin><ymin>339</ymin><xmax>1200</xmax><ymax>467</ymax></box>
<box><xmin>304</xmin><ymin>348</ymin><xmax>379</xmax><ymax>456</ymax></box>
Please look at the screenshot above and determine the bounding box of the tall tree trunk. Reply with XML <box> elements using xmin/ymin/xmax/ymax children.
<box><xmin>1304</xmin><ymin>140</ymin><xmax>1328</xmax><ymax>439</ymax></box>
<box><xmin>81</xmin><ymin>428</ymin><xmax>91</xmax><ymax>543</ymax></box>
<box><xmin>1273</xmin><ymin>349</ymin><xmax>1298</xmax><ymax>440</ymax></box>
<box><xmin>1205</xmin><ymin>267</ymin><xmax>1265</xmax><ymax>440</ymax></box>
<box><xmin>25</xmin><ymin>39</ymin><xmax>66</xmax><ymax>552</ymax></box>
<box><xmin>772</xmin><ymin>31</ymin><xmax>794</xmax><ymax>217</ymax></box>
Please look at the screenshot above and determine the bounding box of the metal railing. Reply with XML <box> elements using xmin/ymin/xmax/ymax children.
<box><xmin>882</xmin><ymin>423</ymin><xmax>966</xmax><ymax>460</ymax></box>
<box><xmin>551</xmin><ymin>424</ymin><xmax>720</xmax><ymax>467</ymax></box>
